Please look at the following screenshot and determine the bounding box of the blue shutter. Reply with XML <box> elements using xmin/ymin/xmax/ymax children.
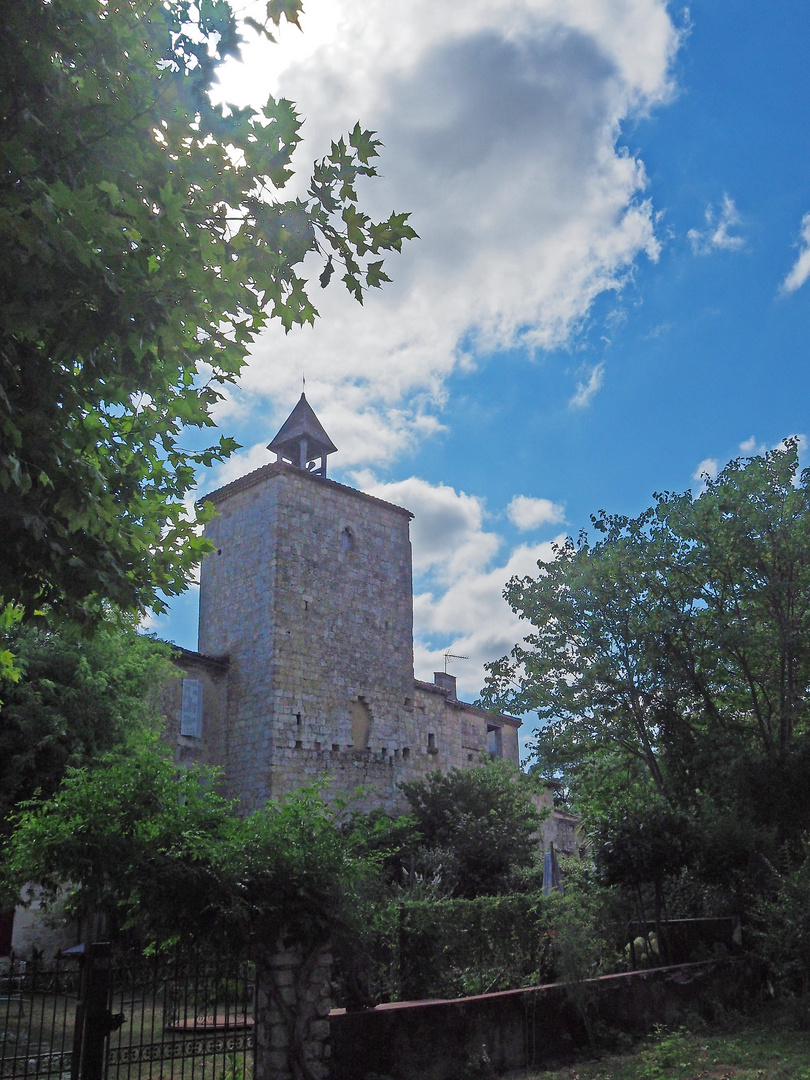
<box><xmin>181</xmin><ymin>679</ymin><xmax>203</xmax><ymax>738</ymax></box>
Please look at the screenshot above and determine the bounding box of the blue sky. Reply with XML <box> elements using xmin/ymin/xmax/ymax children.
<box><xmin>152</xmin><ymin>1</ymin><xmax>810</xmax><ymax>753</ymax></box>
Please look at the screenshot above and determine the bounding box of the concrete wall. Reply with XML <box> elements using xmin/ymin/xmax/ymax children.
<box><xmin>544</xmin><ymin>809</ymin><xmax>582</xmax><ymax>857</ymax></box>
<box><xmin>330</xmin><ymin>959</ymin><xmax>755</xmax><ymax>1080</ymax></box>
<box><xmin>10</xmin><ymin>889</ymin><xmax>79</xmax><ymax>959</ymax></box>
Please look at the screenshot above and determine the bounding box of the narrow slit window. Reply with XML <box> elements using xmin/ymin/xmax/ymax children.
<box><xmin>487</xmin><ymin>724</ymin><xmax>503</xmax><ymax>759</ymax></box>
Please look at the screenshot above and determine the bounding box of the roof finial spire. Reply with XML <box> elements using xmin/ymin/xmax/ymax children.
<box><xmin>267</xmin><ymin>394</ymin><xmax>337</xmax><ymax>478</ymax></box>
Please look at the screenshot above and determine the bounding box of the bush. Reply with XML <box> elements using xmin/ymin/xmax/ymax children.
<box><xmin>753</xmin><ymin>836</ymin><xmax>810</xmax><ymax>1018</ymax></box>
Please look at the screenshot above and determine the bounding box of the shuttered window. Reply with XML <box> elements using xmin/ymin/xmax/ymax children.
<box><xmin>181</xmin><ymin>679</ymin><xmax>203</xmax><ymax>738</ymax></box>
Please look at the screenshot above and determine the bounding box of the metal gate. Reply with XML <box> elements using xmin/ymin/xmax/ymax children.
<box><xmin>1</xmin><ymin>948</ymin><xmax>255</xmax><ymax>1080</ymax></box>
<box><xmin>0</xmin><ymin>952</ymin><xmax>79</xmax><ymax>1079</ymax></box>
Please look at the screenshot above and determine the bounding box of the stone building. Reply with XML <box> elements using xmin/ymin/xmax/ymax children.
<box><xmin>167</xmin><ymin>394</ymin><xmax>521</xmax><ymax>814</ymax></box>
<box><xmin>4</xmin><ymin>396</ymin><xmax>577</xmax><ymax>957</ymax></box>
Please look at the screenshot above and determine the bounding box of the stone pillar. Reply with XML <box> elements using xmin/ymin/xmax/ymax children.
<box><xmin>254</xmin><ymin>942</ymin><xmax>332</xmax><ymax>1080</ymax></box>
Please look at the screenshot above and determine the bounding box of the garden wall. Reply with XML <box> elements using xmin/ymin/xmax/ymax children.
<box><xmin>329</xmin><ymin>958</ymin><xmax>755</xmax><ymax>1080</ymax></box>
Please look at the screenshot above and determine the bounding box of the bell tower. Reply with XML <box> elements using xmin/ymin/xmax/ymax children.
<box><xmin>266</xmin><ymin>392</ymin><xmax>337</xmax><ymax>477</ymax></box>
<box><xmin>197</xmin><ymin>395</ymin><xmax>415</xmax><ymax>810</ymax></box>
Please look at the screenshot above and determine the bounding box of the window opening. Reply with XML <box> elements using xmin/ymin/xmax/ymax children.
<box><xmin>350</xmin><ymin>696</ymin><xmax>372</xmax><ymax>750</ymax></box>
<box><xmin>487</xmin><ymin>724</ymin><xmax>503</xmax><ymax>759</ymax></box>
<box><xmin>180</xmin><ymin>679</ymin><xmax>203</xmax><ymax>738</ymax></box>
<box><xmin>341</xmin><ymin>526</ymin><xmax>356</xmax><ymax>553</ymax></box>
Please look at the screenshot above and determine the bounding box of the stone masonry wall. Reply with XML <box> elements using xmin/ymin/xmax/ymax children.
<box><xmin>196</xmin><ymin>461</ymin><xmax>520</xmax><ymax>814</ymax></box>
<box><xmin>160</xmin><ymin>652</ymin><xmax>229</xmax><ymax>772</ymax></box>
<box><xmin>267</xmin><ymin>684</ymin><xmax>520</xmax><ymax>815</ymax></box>
<box><xmin>198</xmin><ymin>465</ymin><xmax>414</xmax><ymax>810</ymax></box>
<box><xmin>255</xmin><ymin>942</ymin><xmax>332</xmax><ymax>1080</ymax></box>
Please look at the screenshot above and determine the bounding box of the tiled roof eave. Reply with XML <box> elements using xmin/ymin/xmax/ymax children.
<box><xmin>413</xmin><ymin>679</ymin><xmax>521</xmax><ymax>727</ymax></box>
<box><xmin>197</xmin><ymin>460</ymin><xmax>413</xmax><ymax>519</ymax></box>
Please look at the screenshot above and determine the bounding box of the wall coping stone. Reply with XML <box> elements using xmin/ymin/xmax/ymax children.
<box><xmin>329</xmin><ymin>958</ymin><xmax>736</xmax><ymax>1017</ymax></box>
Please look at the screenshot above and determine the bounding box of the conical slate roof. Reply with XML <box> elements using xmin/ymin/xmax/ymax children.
<box><xmin>267</xmin><ymin>393</ymin><xmax>337</xmax><ymax>464</ymax></box>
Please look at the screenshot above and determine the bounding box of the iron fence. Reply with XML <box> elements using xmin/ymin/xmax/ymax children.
<box><xmin>0</xmin><ymin>952</ymin><xmax>255</xmax><ymax>1080</ymax></box>
<box><xmin>106</xmin><ymin>954</ymin><xmax>254</xmax><ymax>1080</ymax></box>
<box><xmin>1</xmin><ymin>953</ymin><xmax>80</xmax><ymax>1080</ymax></box>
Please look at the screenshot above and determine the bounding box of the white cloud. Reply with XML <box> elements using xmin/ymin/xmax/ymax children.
<box><xmin>780</xmin><ymin>212</ymin><xmax>810</xmax><ymax>295</ymax></box>
<box><xmin>507</xmin><ymin>494</ymin><xmax>566</xmax><ymax>530</ymax></box>
<box><xmin>138</xmin><ymin>609</ymin><xmax>159</xmax><ymax>632</ymax></box>
<box><xmin>209</xmin><ymin>0</ymin><xmax>679</xmax><ymax>468</ymax></box>
<box><xmin>687</xmin><ymin>194</ymin><xmax>744</xmax><ymax>255</ymax></box>
<box><xmin>774</xmin><ymin>433</ymin><xmax>808</xmax><ymax>458</ymax></box>
<box><xmin>692</xmin><ymin>457</ymin><xmax>718</xmax><ymax>482</ymax></box>
<box><xmin>739</xmin><ymin>435</ymin><xmax>765</xmax><ymax>456</ymax></box>
<box><xmin>412</xmin><ymin>538</ymin><xmax>562</xmax><ymax>704</ymax></box>
<box><xmin>569</xmin><ymin>362</ymin><xmax>605</xmax><ymax>409</ymax></box>
<box><xmin>361</xmin><ymin>473</ymin><xmax>564</xmax><ymax>703</ymax></box>
<box><xmin>362</xmin><ymin>476</ymin><xmax>499</xmax><ymax>580</ymax></box>
<box><xmin>644</xmin><ymin>320</ymin><xmax>673</xmax><ymax>340</ymax></box>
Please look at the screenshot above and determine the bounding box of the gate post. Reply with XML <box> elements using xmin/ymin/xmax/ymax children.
<box><xmin>71</xmin><ymin>942</ymin><xmax>112</xmax><ymax>1080</ymax></box>
<box><xmin>254</xmin><ymin>940</ymin><xmax>333</xmax><ymax>1080</ymax></box>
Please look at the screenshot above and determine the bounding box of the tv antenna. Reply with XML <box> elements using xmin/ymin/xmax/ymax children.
<box><xmin>444</xmin><ymin>652</ymin><xmax>469</xmax><ymax>673</ymax></box>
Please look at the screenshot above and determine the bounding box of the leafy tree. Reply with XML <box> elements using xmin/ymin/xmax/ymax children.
<box><xmin>1</xmin><ymin>0</ymin><xmax>415</xmax><ymax>624</ymax></box>
<box><xmin>399</xmin><ymin>760</ymin><xmax>545</xmax><ymax>898</ymax></box>
<box><xmin>592</xmin><ymin>798</ymin><xmax>689</xmax><ymax>960</ymax></box>
<box><xmin>546</xmin><ymin>876</ymin><xmax>620</xmax><ymax>1049</ymax></box>
<box><xmin>1</xmin><ymin>746</ymin><xmax>379</xmax><ymax>1078</ymax></box>
<box><xmin>0</xmin><ymin>620</ymin><xmax>172</xmax><ymax>846</ymax></box>
<box><xmin>752</xmin><ymin>836</ymin><xmax>810</xmax><ymax>1012</ymax></box>
<box><xmin>481</xmin><ymin>441</ymin><xmax>810</xmax><ymax>852</ymax></box>
<box><xmin>1</xmin><ymin>749</ymin><xmax>370</xmax><ymax>953</ymax></box>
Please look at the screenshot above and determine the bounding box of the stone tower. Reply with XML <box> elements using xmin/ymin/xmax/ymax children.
<box><xmin>197</xmin><ymin>395</ymin><xmax>417</xmax><ymax>810</ymax></box>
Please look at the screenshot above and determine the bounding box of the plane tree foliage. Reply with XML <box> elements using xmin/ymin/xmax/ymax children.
<box><xmin>480</xmin><ymin>441</ymin><xmax>810</xmax><ymax>868</ymax></box>
<box><xmin>0</xmin><ymin>0</ymin><xmax>415</xmax><ymax>624</ymax></box>
<box><xmin>0</xmin><ymin>620</ymin><xmax>172</xmax><ymax>848</ymax></box>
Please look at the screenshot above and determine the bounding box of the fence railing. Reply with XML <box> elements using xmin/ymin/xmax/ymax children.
<box><xmin>333</xmin><ymin>893</ymin><xmax>556</xmax><ymax>1006</ymax></box>
<box><xmin>106</xmin><ymin>952</ymin><xmax>254</xmax><ymax>1080</ymax></box>
<box><xmin>1</xmin><ymin>952</ymin><xmax>81</xmax><ymax>1080</ymax></box>
<box><xmin>0</xmin><ymin>950</ymin><xmax>255</xmax><ymax>1080</ymax></box>
<box><xmin>331</xmin><ymin>897</ymin><xmax>743</xmax><ymax>1008</ymax></box>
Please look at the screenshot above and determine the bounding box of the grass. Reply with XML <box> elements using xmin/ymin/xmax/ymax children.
<box><xmin>511</xmin><ymin>1007</ymin><xmax>810</xmax><ymax>1080</ymax></box>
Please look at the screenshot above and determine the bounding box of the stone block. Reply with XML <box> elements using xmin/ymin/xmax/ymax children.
<box><xmin>308</xmin><ymin>1019</ymin><xmax>330</xmax><ymax>1040</ymax></box>
<box><xmin>269</xmin><ymin>1022</ymin><xmax>290</xmax><ymax>1049</ymax></box>
<box><xmin>269</xmin><ymin>966</ymin><xmax>295</xmax><ymax>988</ymax></box>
